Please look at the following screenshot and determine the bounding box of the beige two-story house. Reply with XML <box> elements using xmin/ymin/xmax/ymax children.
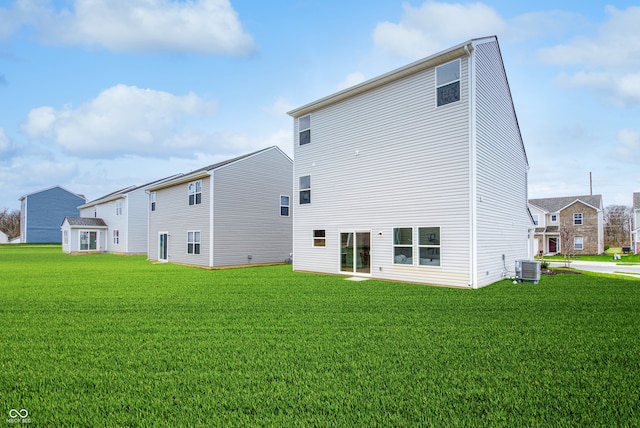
<box><xmin>529</xmin><ymin>195</ymin><xmax>604</xmax><ymax>255</ymax></box>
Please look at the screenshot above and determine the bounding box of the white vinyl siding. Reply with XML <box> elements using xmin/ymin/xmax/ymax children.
<box><xmin>149</xmin><ymin>177</ymin><xmax>211</xmax><ymax>266</ymax></box>
<box><xmin>293</xmin><ymin>54</ymin><xmax>472</xmax><ymax>287</ymax></box>
<box><xmin>473</xmin><ymin>39</ymin><xmax>531</xmax><ymax>286</ymax></box>
<box><xmin>212</xmin><ymin>149</ymin><xmax>293</xmax><ymax>267</ymax></box>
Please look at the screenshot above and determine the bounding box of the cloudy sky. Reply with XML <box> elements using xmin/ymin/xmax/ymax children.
<box><xmin>1</xmin><ymin>0</ymin><xmax>639</xmax><ymax>210</ymax></box>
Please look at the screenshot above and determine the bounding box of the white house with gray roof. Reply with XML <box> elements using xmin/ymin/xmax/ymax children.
<box><xmin>77</xmin><ymin>175</ymin><xmax>181</xmax><ymax>255</ymax></box>
<box><xmin>528</xmin><ymin>194</ymin><xmax>604</xmax><ymax>255</ymax></box>
<box><xmin>147</xmin><ymin>146</ymin><xmax>292</xmax><ymax>268</ymax></box>
<box><xmin>288</xmin><ymin>36</ymin><xmax>533</xmax><ymax>288</ymax></box>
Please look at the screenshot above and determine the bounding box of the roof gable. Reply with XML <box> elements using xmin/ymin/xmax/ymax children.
<box><xmin>528</xmin><ymin>195</ymin><xmax>603</xmax><ymax>213</ymax></box>
<box><xmin>287</xmin><ymin>37</ymin><xmax>496</xmax><ymax>118</ymax></box>
<box><xmin>147</xmin><ymin>146</ymin><xmax>291</xmax><ymax>192</ymax></box>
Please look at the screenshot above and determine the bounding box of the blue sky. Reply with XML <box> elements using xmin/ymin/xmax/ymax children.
<box><xmin>1</xmin><ymin>0</ymin><xmax>639</xmax><ymax>210</ymax></box>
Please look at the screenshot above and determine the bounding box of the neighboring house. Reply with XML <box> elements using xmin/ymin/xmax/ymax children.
<box><xmin>61</xmin><ymin>217</ymin><xmax>108</xmax><ymax>253</ymax></box>
<box><xmin>75</xmin><ymin>175</ymin><xmax>181</xmax><ymax>255</ymax></box>
<box><xmin>20</xmin><ymin>186</ymin><xmax>86</xmax><ymax>243</ymax></box>
<box><xmin>0</xmin><ymin>230</ymin><xmax>8</xmax><ymax>244</ymax></box>
<box><xmin>633</xmin><ymin>192</ymin><xmax>640</xmax><ymax>254</ymax></box>
<box><xmin>147</xmin><ymin>146</ymin><xmax>293</xmax><ymax>268</ymax></box>
<box><xmin>287</xmin><ymin>36</ymin><xmax>533</xmax><ymax>289</ymax></box>
<box><xmin>528</xmin><ymin>195</ymin><xmax>604</xmax><ymax>255</ymax></box>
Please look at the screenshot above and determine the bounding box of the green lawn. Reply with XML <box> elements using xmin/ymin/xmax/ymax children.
<box><xmin>1</xmin><ymin>246</ymin><xmax>639</xmax><ymax>426</ymax></box>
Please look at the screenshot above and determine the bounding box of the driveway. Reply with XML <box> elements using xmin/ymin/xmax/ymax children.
<box><xmin>548</xmin><ymin>260</ymin><xmax>640</xmax><ymax>278</ymax></box>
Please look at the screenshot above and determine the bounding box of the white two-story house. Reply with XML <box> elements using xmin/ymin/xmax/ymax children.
<box><xmin>147</xmin><ymin>146</ymin><xmax>293</xmax><ymax>268</ymax></box>
<box><xmin>288</xmin><ymin>36</ymin><xmax>533</xmax><ymax>288</ymax></box>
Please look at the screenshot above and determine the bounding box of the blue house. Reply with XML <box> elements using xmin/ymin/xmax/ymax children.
<box><xmin>19</xmin><ymin>186</ymin><xmax>86</xmax><ymax>243</ymax></box>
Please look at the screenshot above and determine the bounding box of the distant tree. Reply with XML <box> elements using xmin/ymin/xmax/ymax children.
<box><xmin>559</xmin><ymin>225</ymin><xmax>575</xmax><ymax>268</ymax></box>
<box><xmin>604</xmin><ymin>205</ymin><xmax>632</xmax><ymax>248</ymax></box>
<box><xmin>0</xmin><ymin>208</ymin><xmax>20</xmax><ymax>240</ymax></box>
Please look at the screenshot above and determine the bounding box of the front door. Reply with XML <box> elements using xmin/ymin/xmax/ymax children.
<box><xmin>159</xmin><ymin>233</ymin><xmax>168</xmax><ymax>261</ymax></box>
<box><xmin>548</xmin><ymin>237</ymin><xmax>558</xmax><ymax>253</ymax></box>
<box><xmin>340</xmin><ymin>231</ymin><xmax>371</xmax><ymax>274</ymax></box>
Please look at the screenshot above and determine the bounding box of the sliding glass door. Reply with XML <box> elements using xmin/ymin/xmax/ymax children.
<box><xmin>340</xmin><ymin>231</ymin><xmax>370</xmax><ymax>274</ymax></box>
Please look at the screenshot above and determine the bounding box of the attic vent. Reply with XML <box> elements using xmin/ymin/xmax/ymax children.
<box><xmin>515</xmin><ymin>260</ymin><xmax>540</xmax><ymax>284</ymax></box>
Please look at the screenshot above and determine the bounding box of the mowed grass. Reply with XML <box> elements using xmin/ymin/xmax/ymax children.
<box><xmin>1</xmin><ymin>246</ymin><xmax>639</xmax><ymax>426</ymax></box>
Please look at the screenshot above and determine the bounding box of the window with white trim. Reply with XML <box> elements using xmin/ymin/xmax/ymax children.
<box><xmin>116</xmin><ymin>200</ymin><xmax>122</xmax><ymax>216</ymax></box>
<box><xmin>188</xmin><ymin>180</ymin><xmax>202</xmax><ymax>205</ymax></box>
<box><xmin>151</xmin><ymin>192</ymin><xmax>156</xmax><ymax>211</ymax></box>
<box><xmin>187</xmin><ymin>231</ymin><xmax>201</xmax><ymax>255</ymax></box>
<box><xmin>436</xmin><ymin>59</ymin><xmax>460</xmax><ymax>107</ymax></box>
<box><xmin>551</xmin><ymin>214</ymin><xmax>557</xmax><ymax>222</ymax></box>
<box><xmin>299</xmin><ymin>115</ymin><xmax>310</xmax><ymax>146</ymax></box>
<box><xmin>574</xmin><ymin>237</ymin><xmax>583</xmax><ymax>250</ymax></box>
<box><xmin>313</xmin><ymin>230</ymin><xmax>326</xmax><ymax>247</ymax></box>
<box><xmin>280</xmin><ymin>196</ymin><xmax>290</xmax><ymax>216</ymax></box>
<box><xmin>299</xmin><ymin>176</ymin><xmax>311</xmax><ymax>205</ymax></box>
<box><xmin>393</xmin><ymin>228</ymin><xmax>413</xmax><ymax>264</ymax></box>
<box><xmin>418</xmin><ymin>227</ymin><xmax>441</xmax><ymax>266</ymax></box>
<box><xmin>113</xmin><ymin>230</ymin><xmax>120</xmax><ymax>245</ymax></box>
<box><xmin>573</xmin><ymin>213</ymin><xmax>583</xmax><ymax>225</ymax></box>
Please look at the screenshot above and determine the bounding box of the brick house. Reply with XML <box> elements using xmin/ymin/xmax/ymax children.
<box><xmin>528</xmin><ymin>195</ymin><xmax>604</xmax><ymax>255</ymax></box>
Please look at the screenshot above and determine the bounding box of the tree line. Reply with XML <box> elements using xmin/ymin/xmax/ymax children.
<box><xmin>0</xmin><ymin>208</ymin><xmax>20</xmax><ymax>240</ymax></box>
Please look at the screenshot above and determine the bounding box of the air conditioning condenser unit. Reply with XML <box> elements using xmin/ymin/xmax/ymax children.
<box><xmin>515</xmin><ymin>260</ymin><xmax>540</xmax><ymax>284</ymax></box>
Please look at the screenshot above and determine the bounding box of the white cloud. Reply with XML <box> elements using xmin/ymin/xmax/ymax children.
<box><xmin>537</xmin><ymin>6</ymin><xmax>640</xmax><ymax>106</ymax></box>
<box><xmin>615</xmin><ymin>129</ymin><xmax>640</xmax><ymax>164</ymax></box>
<box><xmin>3</xmin><ymin>0</ymin><xmax>256</xmax><ymax>55</ymax></box>
<box><xmin>372</xmin><ymin>1</ymin><xmax>505</xmax><ymax>59</ymax></box>
<box><xmin>22</xmin><ymin>84</ymin><xmax>218</xmax><ymax>158</ymax></box>
<box><xmin>556</xmin><ymin>71</ymin><xmax>640</xmax><ymax>107</ymax></box>
<box><xmin>336</xmin><ymin>72</ymin><xmax>366</xmax><ymax>91</ymax></box>
<box><xmin>537</xmin><ymin>6</ymin><xmax>640</xmax><ymax>69</ymax></box>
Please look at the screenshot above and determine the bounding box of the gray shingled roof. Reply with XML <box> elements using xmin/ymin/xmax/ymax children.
<box><xmin>634</xmin><ymin>192</ymin><xmax>640</xmax><ymax>210</ymax></box>
<box><xmin>528</xmin><ymin>195</ymin><xmax>603</xmax><ymax>212</ymax></box>
<box><xmin>63</xmin><ymin>217</ymin><xmax>108</xmax><ymax>227</ymax></box>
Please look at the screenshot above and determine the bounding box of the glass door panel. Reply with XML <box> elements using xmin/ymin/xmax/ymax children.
<box><xmin>340</xmin><ymin>231</ymin><xmax>370</xmax><ymax>274</ymax></box>
<box><xmin>340</xmin><ymin>232</ymin><xmax>353</xmax><ymax>272</ymax></box>
<box><xmin>356</xmin><ymin>232</ymin><xmax>370</xmax><ymax>274</ymax></box>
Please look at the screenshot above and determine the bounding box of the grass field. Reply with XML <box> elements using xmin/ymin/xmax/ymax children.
<box><xmin>1</xmin><ymin>246</ymin><xmax>639</xmax><ymax>426</ymax></box>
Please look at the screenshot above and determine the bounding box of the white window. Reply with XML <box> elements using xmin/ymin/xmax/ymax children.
<box><xmin>280</xmin><ymin>196</ymin><xmax>290</xmax><ymax>216</ymax></box>
<box><xmin>418</xmin><ymin>227</ymin><xmax>441</xmax><ymax>266</ymax></box>
<box><xmin>551</xmin><ymin>214</ymin><xmax>557</xmax><ymax>222</ymax></box>
<box><xmin>393</xmin><ymin>228</ymin><xmax>413</xmax><ymax>264</ymax></box>
<box><xmin>436</xmin><ymin>59</ymin><xmax>460</xmax><ymax>107</ymax></box>
<box><xmin>532</xmin><ymin>214</ymin><xmax>539</xmax><ymax>226</ymax></box>
<box><xmin>313</xmin><ymin>230</ymin><xmax>326</xmax><ymax>247</ymax></box>
<box><xmin>187</xmin><ymin>231</ymin><xmax>201</xmax><ymax>254</ymax></box>
<box><xmin>151</xmin><ymin>192</ymin><xmax>156</xmax><ymax>211</ymax></box>
<box><xmin>188</xmin><ymin>180</ymin><xmax>202</xmax><ymax>205</ymax></box>
<box><xmin>574</xmin><ymin>237</ymin><xmax>584</xmax><ymax>250</ymax></box>
<box><xmin>115</xmin><ymin>200</ymin><xmax>122</xmax><ymax>216</ymax></box>
<box><xmin>573</xmin><ymin>213</ymin><xmax>583</xmax><ymax>225</ymax></box>
<box><xmin>299</xmin><ymin>176</ymin><xmax>311</xmax><ymax>205</ymax></box>
<box><xmin>63</xmin><ymin>230</ymin><xmax>68</xmax><ymax>245</ymax></box>
<box><xmin>113</xmin><ymin>230</ymin><xmax>120</xmax><ymax>245</ymax></box>
<box><xmin>299</xmin><ymin>115</ymin><xmax>310</xmax><ymax>146</ymax></box>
